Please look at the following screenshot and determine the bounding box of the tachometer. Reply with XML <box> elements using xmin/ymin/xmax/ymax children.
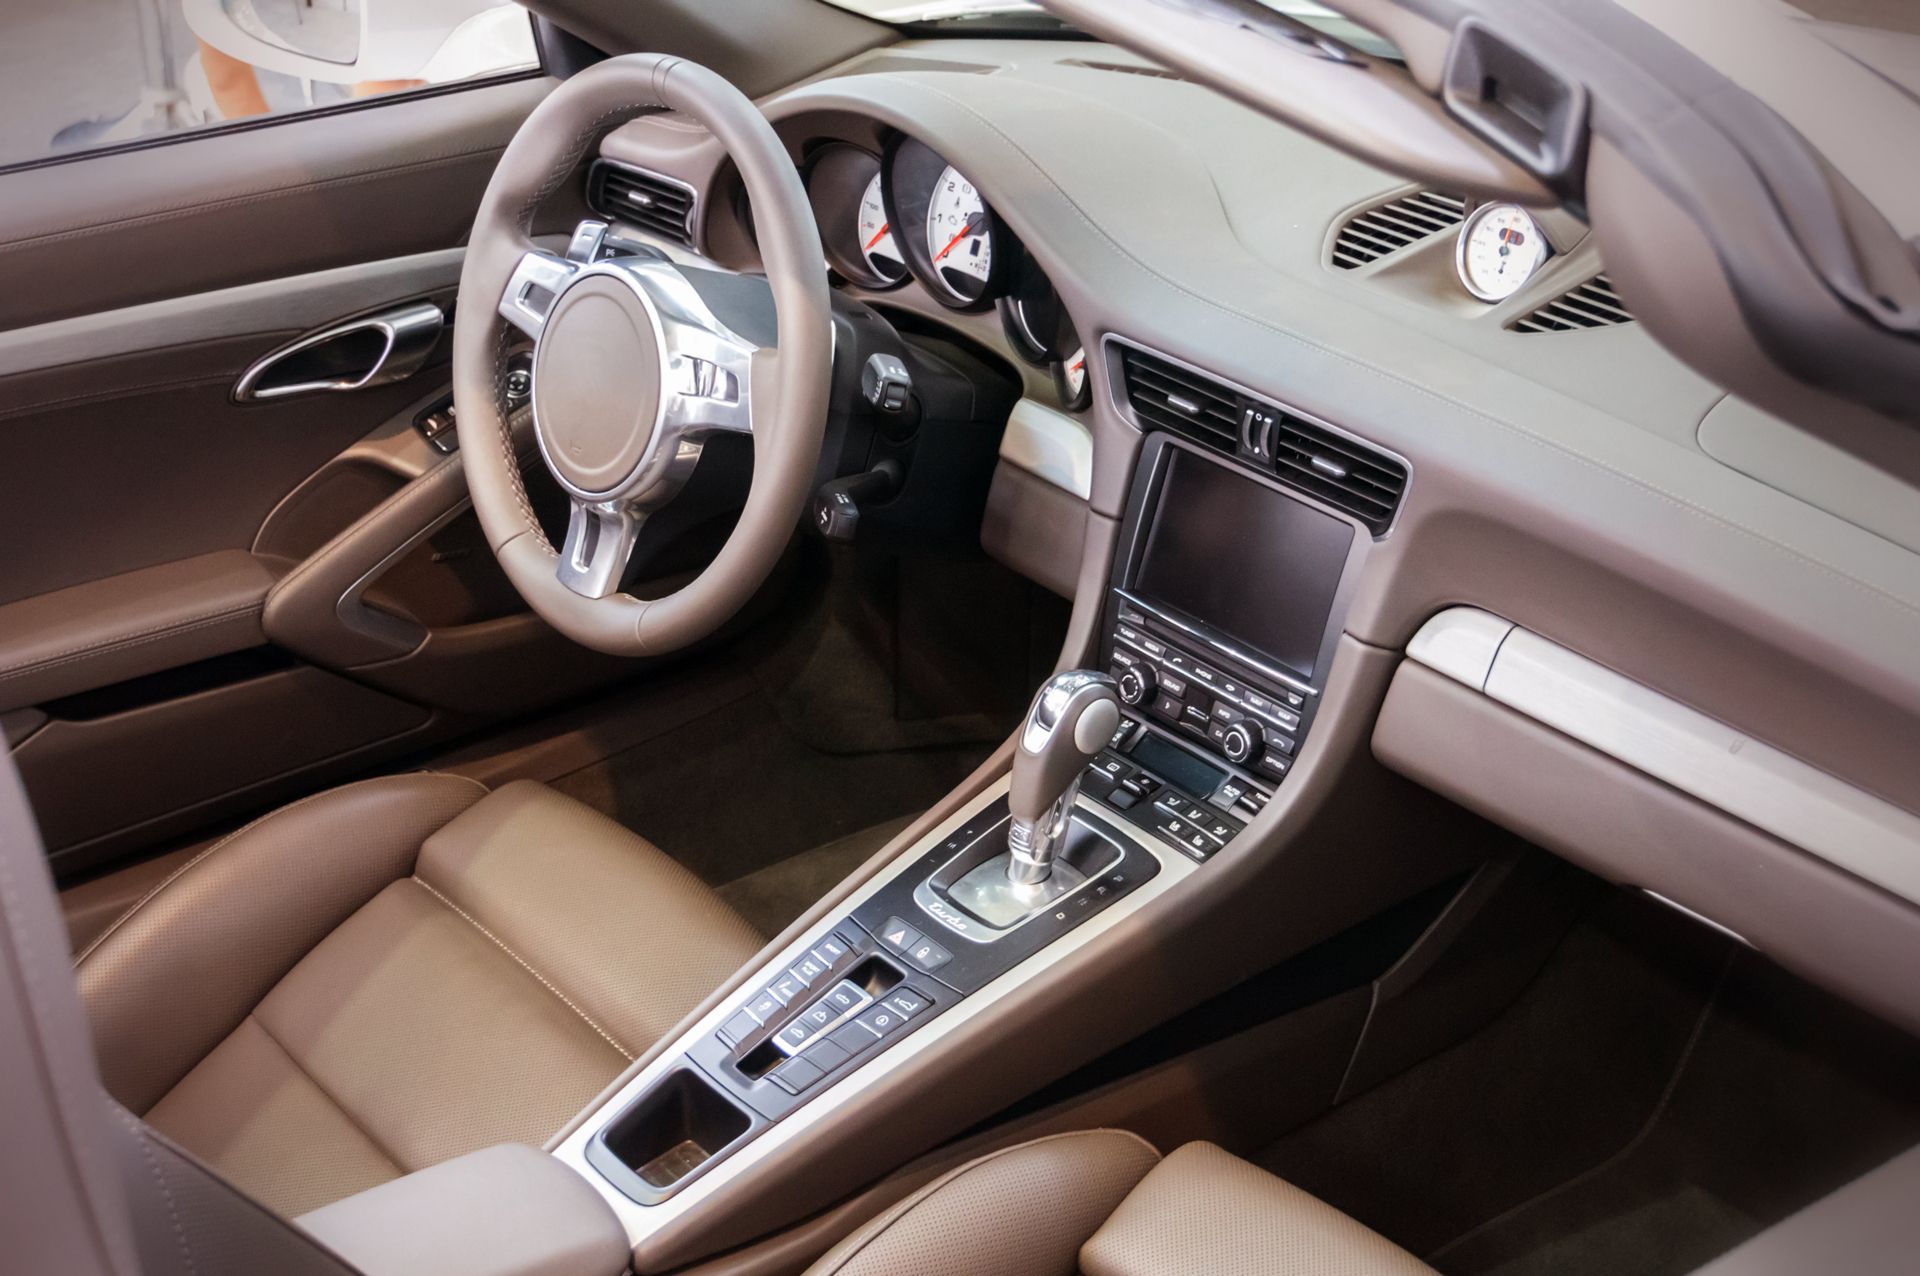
<box><xmin>1456</xmin><ymin>203</ymin><xmax>1550</xmax><ymax>303</ymax></box>
<box><xmin>856</xmin><ymin>173</ymin><xmax>905</xmax><ymax>283</ymax></box>
<box><xmin>925</xmin><ymin>166</ymin><xmax>994</xmax><ymax>302</ymax></box>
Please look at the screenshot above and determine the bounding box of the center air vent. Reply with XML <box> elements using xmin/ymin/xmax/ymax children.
<box><xmin>1116</xmin><ymin>346</ymin><xmax>1241</xmax><ymax>449</ymax></box>
<box><xmin>1115</xmin><ymin>342</ymin><xmax>1408</xmax><ymax>536</ymax></box>
<box><xmin>1509</xmin><ymin>274</ymin><xmax>1635</xmax><ymax>333</ymax></box>
<box><xmin>1331</xmin><ymin>190</ymin><xmax>1465</xmax><ymax>269</ymax></box>
<box><xmin>587</xmin><ymin>160</ymin><xmax>697</xmax><ymax>247</ymax></box>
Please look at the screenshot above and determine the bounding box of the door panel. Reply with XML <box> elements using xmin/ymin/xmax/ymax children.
<box><xmin>0</xmin><ymin>65</ymin><xmax>652</xmax><ymax>873</ymax></box>
<box><xmin>0</xmin><ymin>76</ymin><xmax>559</xmax><ymax>329</ymax></box>
<box><xmin>0</xmin><ymin>329</ymin><xmax>447</xmax><ymax>604</ymax></box>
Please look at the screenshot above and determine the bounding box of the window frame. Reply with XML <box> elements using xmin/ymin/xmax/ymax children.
<box><xmin>0</xmin><ymin>8</ymin><xmax>555</xmax><ymax>179</ymax></box>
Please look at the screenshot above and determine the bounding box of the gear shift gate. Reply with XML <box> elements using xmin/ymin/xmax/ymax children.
<box><xmin>920</xmin><ymin>814</ymin><xmax>1125</xmax><ymax>934</ymax></box>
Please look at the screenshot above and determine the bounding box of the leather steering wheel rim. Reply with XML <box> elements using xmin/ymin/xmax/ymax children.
<box><xmin>452</xmin><ymin>54</ymin><xmax>831</xmax><ymax>657</ymax></box>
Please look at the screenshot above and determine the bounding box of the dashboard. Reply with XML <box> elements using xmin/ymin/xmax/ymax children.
<box><xmin>585</xmin><ymin>38</ymin><xmax>1920</xmax><ymax>1040</ymax></box>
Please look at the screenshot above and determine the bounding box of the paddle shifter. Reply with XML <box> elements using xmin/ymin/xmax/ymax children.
<box><xmin>1007</xmin><ymin>671</ymin><xmax>1122</xmax><ymax>885</ymax></box>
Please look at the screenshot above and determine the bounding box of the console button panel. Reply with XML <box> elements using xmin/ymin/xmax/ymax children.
<box><xmin>1108</xmin><ymin>595</ymin><xmax>1315</xmax><ymax>783</ymax></box>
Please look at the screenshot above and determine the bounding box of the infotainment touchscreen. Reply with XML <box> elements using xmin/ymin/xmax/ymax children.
<box><xmin>1132</xmin><ymin>449</ymin><xmax>1353</xmax><ymax>681</ymax></box>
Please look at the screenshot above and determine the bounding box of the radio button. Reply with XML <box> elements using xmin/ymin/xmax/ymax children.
<box><xmin>1222</xmin><ymin>721</ymin><xmax>1264</xmax><ymax>765</ymax></box>
<box><xmin>1118</xmin><ymin>665</ymin><xmax>1157</xmax><ymax>707</ymax></box>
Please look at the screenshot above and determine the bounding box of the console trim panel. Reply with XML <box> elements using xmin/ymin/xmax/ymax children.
<box><xmin>1409</xmin><ymin>606</ymin><xmax>1920</xmax><ymax>907</ymax></box>
<box><xmin>551</xmin><ymin>774</ymin><xmax>1193</xmax><ymax>1244</ymax></box>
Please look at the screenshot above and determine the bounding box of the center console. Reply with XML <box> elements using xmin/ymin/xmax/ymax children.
<box><xmin>1084</xmin><ymin>435</ymin><xmax>1364</xmax><ymax>855</ymax></box>
<box><xmin>553</xmin><ymin>430</ymin><xmax>1371</xmax><ymax>1253</ymax></box>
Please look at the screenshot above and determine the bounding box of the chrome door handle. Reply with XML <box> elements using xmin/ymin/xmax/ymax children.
<box><xmin>234</xmin><ymin>301</ymin><xmax>444</xmax><ymax>402</ymax></box>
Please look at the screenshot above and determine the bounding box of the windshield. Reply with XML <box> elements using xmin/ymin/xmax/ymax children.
<box><xmin>821</xmin><ymin>0</ymin><xmax>1398</xmax><ymax>57</ymax></box>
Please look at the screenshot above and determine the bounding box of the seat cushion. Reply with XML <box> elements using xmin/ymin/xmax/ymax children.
<box><xmin>76</xmin><ymin>775</ymin><xmax>763</xmax><ymax>1218</ymax></box>
<box><xmin>803</xmin><ymin>1133</ymin><xmax>1434</xmax><ymax>1276</ymax></box>
<box><xmin>807</xmin><ymin>1129</ymin><xmax>1162</xmax><ymax>1276</ymax></box>
<box><xmin>1081</xmin><ymin>1141</ymin><xmax>1437</xmax><ymax>1276</ymax></box>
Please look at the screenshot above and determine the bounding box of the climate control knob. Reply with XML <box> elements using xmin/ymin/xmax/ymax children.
<box><xmin>1117</xmin><ymin>665</ymin><xmax>1157</xmax><ymax>707</ymax></box>
<box><xmin>1221</xmin><ymin>719</ymin><xmax>1264</xmax><ymax>765</ymax></box>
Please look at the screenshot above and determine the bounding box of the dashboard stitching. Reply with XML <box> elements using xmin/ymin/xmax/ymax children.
<box><xmin>890</xmin><ymin>77</ymin><xmax>1920</xmax><ymax>625</ymax></box>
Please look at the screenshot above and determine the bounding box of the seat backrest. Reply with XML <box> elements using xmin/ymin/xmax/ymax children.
<box><xmin>0</xmin><ymin>752</ymin><xmax>358</xmax><ymax>1276</ymax></box>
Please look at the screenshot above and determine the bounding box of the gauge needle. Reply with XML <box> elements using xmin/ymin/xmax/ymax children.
<box><xmin>933</xmin><ymin>212</ymin><xmax>986</xmax><ymax>263</ymax></box>
<box><xmin>864</xmin><ymin>222</ymin><xmax>890</xmax><ymax>251</ymax></box>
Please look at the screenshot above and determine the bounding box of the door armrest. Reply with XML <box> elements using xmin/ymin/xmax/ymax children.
<box><xmin>0</xmin><ymin>551</ymin><xmax>283</xmax><ymax>715</ymax></box>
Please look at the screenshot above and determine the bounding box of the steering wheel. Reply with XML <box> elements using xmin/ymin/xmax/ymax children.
<box><xmin>452</xmin><ymin>54</ymin><xmax>831</xmax><ymax>657</ymax></box>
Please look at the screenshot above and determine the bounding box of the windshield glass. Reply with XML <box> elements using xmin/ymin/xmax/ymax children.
<box><xmin>822</xmin><ymin>1</ymin><xmax>1398</xmax><ymax>57</ymax></box>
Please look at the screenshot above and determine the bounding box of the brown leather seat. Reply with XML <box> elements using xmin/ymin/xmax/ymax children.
<box><xmin>72</xmin><ymin>773</ymin><xmax>763</xmax><ymax>1219</ymax></box>
<box><xmin>805</xmin><ymin>1130</ymin><xmax>1436</xmax><ymax>1276</ymax></box>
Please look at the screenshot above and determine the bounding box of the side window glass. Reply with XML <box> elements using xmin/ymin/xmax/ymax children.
<box><xmin>5</xmin><ymin>1</ymin><xmax>539</xmax><ymax>170</ymax></box>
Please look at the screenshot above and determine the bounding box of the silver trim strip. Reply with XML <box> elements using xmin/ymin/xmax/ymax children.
<box><xmin>1408</xmin><ymin>608</ymin><xmax>1920</xmax><ymax>908</ymax></box>
<box><xmin>550</xmin><ymin>774</ymin><xmax>1192</xmax><ymax>1242</ymax></box>
<box><xmin>1404</xmin><ymin>607</ymin><xmax>1514</xmax><ymax>690</ymax></box>
<box><xmin>998</xmin><ymin>398</ymin><xmax>1093</xmax><ymax>500</ymax></box>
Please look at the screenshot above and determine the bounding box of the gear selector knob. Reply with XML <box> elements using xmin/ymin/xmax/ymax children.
<box><xmin>1007</xmin><ymin>671</ymin><xmax>1121</xmax><ymax>886</ymax></box>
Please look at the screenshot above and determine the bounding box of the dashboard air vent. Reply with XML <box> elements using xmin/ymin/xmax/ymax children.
<box><xmin>1115</xmin><ymin>342</ymin><xmax>1408</xmax><ymax>536</ymax></box>
<box><xmin>1117</xmin><ymin>346</ymin><xmax>1241</xmax><ymax>449</ymax></box>
<box><xmin>1510</xmin><ymin>274</ymin><xmax>1635</xmax><ymax>333</ymax></box>
<box><xmin>587</xmin><ymin>160</ymin><xmax>696</xmax><ymax>247</ymax></box>
<box><xmin>1060</xmin><ymin>58</ymin><xmax>1183</xmax><ymax>81</ymax></box>
<box><xmin>1331</xmin><ymin>190</ymin><xmax>1465</xmax><ymax>269</ymax></box>
<box><xmin>1268</xmin><ymin>416</ymin><xmax>1407</xmax><ymax>535</ymax></box>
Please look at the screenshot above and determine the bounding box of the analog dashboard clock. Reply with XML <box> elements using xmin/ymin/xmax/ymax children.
<box><xmin>1456</xmin><ymin>202</ymin><xmax>1551</xmax><ymax>303</ymax></box>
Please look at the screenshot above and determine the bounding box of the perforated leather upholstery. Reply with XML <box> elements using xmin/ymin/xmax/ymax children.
<box><xmin>804</xmin><ymin>1132</ymin><xmax>1435</xmax><ymax>1276</ymax></box>
<box><xmin>74</xmin><ymin>775</ymin><xmax>763</xmax><ymax>1218</ymax></box>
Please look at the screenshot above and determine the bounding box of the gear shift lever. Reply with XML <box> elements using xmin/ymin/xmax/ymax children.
<box><xmin>1007</xmin><ymin>671</ymin><xmax>1121</xmax><ymax>886</ymax></box>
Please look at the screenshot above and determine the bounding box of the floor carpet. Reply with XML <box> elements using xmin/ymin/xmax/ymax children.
<box><xmin>1258</xmin><ymin>892</ymin><xmax>1920</xmax><ymax>1275</ymax></box>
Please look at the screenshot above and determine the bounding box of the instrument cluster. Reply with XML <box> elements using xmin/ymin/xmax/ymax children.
<box><xmin>802</xmin><ymin>135</ymin><xmax>1087</xmax><ymax>409</ymax></box>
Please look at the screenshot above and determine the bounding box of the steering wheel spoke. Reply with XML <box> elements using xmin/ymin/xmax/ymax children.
<box><xmin>498</xmin><ymin>249</ymin><xmax>581</xmax><ymax>340</ymax></box>
<box><xmin>557</xmin><ymin>498</ymin><xmax>645</xmax><ymax>599</ymax></box>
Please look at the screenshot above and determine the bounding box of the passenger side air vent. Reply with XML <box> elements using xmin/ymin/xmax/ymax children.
<box><xmin>1331</xmin><ymin>190</ymin><xmax>1465</xmax><ymax>269</ymax></box>
<box><xmin>1509</xmin><ymin>274</ymin><xmax>1635</xmax><ymax>333</ymax></box>
<box><xmin>1117</xmin><ymin>346</ymin><xmax>1241</xmax><ymax>449</ymax></box>
<box><xmin>587</xmin><ymin>160</ymin><xmax>697</xmax><ymax>247</ymax></box>
<box><xmin>1115</xmin><ymin>341</ymin><xmax>1408</xmax><ymax>536</ymax></box>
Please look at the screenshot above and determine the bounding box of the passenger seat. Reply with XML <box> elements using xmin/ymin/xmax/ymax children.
<box><xmin>804</xmin><ymin>1129</ymin><xmax>1433</xmax><ymax>1275</ymax></box>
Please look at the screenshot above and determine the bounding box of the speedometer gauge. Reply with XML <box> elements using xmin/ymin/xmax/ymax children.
<box><xmin>855</xmin><ymin>173</ymin><xmax>905</xmax><ymax>283</ymax></box>
<box><xmin>925</xmin><ymin>166</ymin><xmax>994</xmax><ymax>302</ymax></box>
<box><xmin>1456</xmin><ymin>203</ymin><xmax>1550</xmax><ymax>302</ymax></box>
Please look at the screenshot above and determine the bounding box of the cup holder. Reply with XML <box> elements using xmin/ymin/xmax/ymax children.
<box><xmin>587</xmin><ymin>1067</ymin><xmax>758</xmax><ymax>1204</ymax></box>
